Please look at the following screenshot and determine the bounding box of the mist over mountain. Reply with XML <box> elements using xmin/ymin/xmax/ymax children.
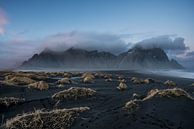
<box><xmin>117</xmin><ymin>47</ymin><xmax>183</xmax><ymax>69</ymax></box>
<box><xmin>20</xmin><ymin>47</ymin><xmax>183</xmax><ymax>70</ymax></box>
<box><xmin>1</xmin><ymin>31</ymin><xmax>193</xmax><ymax>70</ymax></box>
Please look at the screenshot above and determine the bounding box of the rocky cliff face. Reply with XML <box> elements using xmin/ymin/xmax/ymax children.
<box><xmin>20</xmin><ymin>47</ymin><xmax>183</xmax><ymax>70</ymax></box>
<box><xmin>21</xmin><ymin>48</ymin><xmax>117</xmax><ymax>70</ymax></box>
<box><xmin>117</xmin><ymin>47</ymin><xmax>183</xmax><ymax>69</ymax></box>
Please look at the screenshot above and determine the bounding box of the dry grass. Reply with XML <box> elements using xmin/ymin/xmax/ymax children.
<box><xmin>81</xmin><ymin>73</ymin><xmax>95</xmax><ymax>79</ymax></box>
<box><xmin>3</xmin><ymin>76</ymin><xmax>36</xmax><ymax>86</ymax></box>
<box><xmin>143</xmin><ymin>78</ymin><xmax>155</xmax><ymax>84</ymax></box>
<box><xmin>52</xmin><ymin>87</ymin><xmax>96</xmax><ymax>100</ymax></box>
<box><xmin>83</xmin><ymin>76</ymin><xmax>94</xmax><ymax>83</ymax></box>
<box><xmin>93</xmin><ymin>72</ymin><xmax>105</xmax><ymax>78</ymax></box>
<box><xmin>143</xmin><ymin>88</ymin><xmax>193</xmax><ymax>101</ymax></box>
<box><xmin>117</xmin><ymin>80</ymin><xmax>127</xmax><ymax>91</ymax></box>
<box><xmin>57</xmin><ymin>84</ymin><xmax>65</xmax><ymax>88</ymax></box>
<box><xmin>117</xmin><ymin>75</ymin><xmax>124</xmax><ymax>80</ymax></box>
<box><xmin>0</xmin><ymin>97</ymin><xmax>25</xmax><ymax>107</ymax></box>
<box><xmin>125</xmin><ymin>88</ymin><xmax>193</xmax><ymax>111</ymax></box>
<box><xmin>130</xmin><ymin>77</ymin><xmax>144</xmax><ymax>84</ymax></box>
<box><xmin>4</xmin><ymin>72</ymin><xmax>48</xmax><ymax>81</ymax></box>
<box><xmin>132</xmin><ymin>93</ymin><xmax>141</xmax><ymax>99</ymax></box>
<box><xmin>164</xmin><ymin>80</ymin><xmax>176</xmax><ymax>87</ymax></box>
<box><xmin>131</xmin><ymin>77</ymin><xmax>155</xmax><ymax>84</ymax></box>
<box><xmin>57</xmin><ymin>78</ymin><xmax>73</xmax><ymax>84</ymax></box>
<box><xmin>130</xmin><ymin>77</ymin><xmax>156</xmax><ymax>85</ymax></box>
<box><xmin>28</xmin><ymin>81</ymin><xmax>49</xmax><ymax>90</ymax></box>
<box><xmin>48</xmin><ymin>72</ymin><xmax>64</xmax><ymax>77</ymax></box>
<box><xmin>124</xmin><ymin>100</ymin><xmax>140</xmax><ymax>111</ymax></box>
<box><xmin>82</xmin><ymin>73</ymin><xmax>95</xmax><ymax>83</ymax></box>
<box><xmin>63</xmin><ymin>73</ymin><xmax>72</xmax><ymax>78</ymax></box>
<box><xmin>105</xmin><ymin>78</ymin><xmax>112</xmax><ymax>82</ymax></box>
<box><xmin>5</xmin><ymin>107</ymin><xmax>90</xmax><ymax>129</ymax></box>
<box><xmin>104</xmin><ymin>74</ymin><xmax>112</xmax><ymax>79</ymax></box>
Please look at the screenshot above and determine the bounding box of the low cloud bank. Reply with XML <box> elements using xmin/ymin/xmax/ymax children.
<box><xmin>41</xmin><ymin>31</ymin><xmax>131</xmax><ymax>54</ymax></box>
<box><xmin>134</xmin><ymin>35</ymin><xmax>188</xmax><ymax>52</ymax></box>
<box><xmin>0</xmin><ymin>39</ymin><xmax>38</xmax><ymax>69</ymax></box>
<box><xmin>134</xmin><ymin>35</ymin><xmax>194</xmax><ymax>67</ymax></box>
<box><xmin>0</xmin><ymin>32</ymin><xmax>193</xmax><ymax>70</ymax></box>
<box><xmin>0</xmin><ymin>32</ymin><xmax>130</xmax><ymax>69</ymax></box>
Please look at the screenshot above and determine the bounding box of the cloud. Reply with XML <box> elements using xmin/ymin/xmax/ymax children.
<box><xmin>0</xmin><ymin>31</ymin><xmax>130</xmax><ymax>69</ymax></box>
<box><xmin>41</xmin><ymin>31</ymin><xmax>131</xmax><ymax>54</ymax></box>
<box><xmin>134</xmin><ymin>35</ymin><xmax>189</xmax><ymax>52</ymax></box>
<box><xmin>0</xmin><ymin>32</ymin><xmax>193</xmax><ymax>70</ymax></box>
<box><xmin>0</xmin><ymin>8</ymin><xmax>8</xmax><ymax>35</ymax></box>
<box><xmin>133</xmin><ymin>35</ymin><xmax>194</xmax><ymax>68</ymax></box>
<box><xmin>186</xmin><ymin>51</ymin><xmax>194</xmax><ymax>57</ymax></box>
<box><xmin>176</xmin><ymin>51</ymin><xmax>194</xmax><ymax>69</ymax></box>
<box><xmin>0</xmin><ymin>39</ymin><xmax>39</xmax><ymax>69</ymax></box>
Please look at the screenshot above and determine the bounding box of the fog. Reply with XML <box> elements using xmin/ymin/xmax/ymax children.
<box><xmin>138</xmin><ymin>69</ymin><xmax>194</xmax><ymax>79</ymax></box>
<box><xmin>41</xmin><ymin>31</ymin><xmax>131</xmax><ymax>55</ymax></box>
<box><xmin>0</xmin><ymin>32</ymin><xmax>194</xmax><ymax>71</ymax></box>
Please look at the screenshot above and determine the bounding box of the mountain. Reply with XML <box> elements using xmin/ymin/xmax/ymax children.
<box><xmin>117</xmin><ymin>47</ymin><xmax>183</xmax><ymax>69</ymax></box>
<box><xmin>21</xmin><ymin>48</ymin><xmax>117</xmax><ymax>70</ymax></box>
<box><xmin>20</xmin><ymin>47</ymin><xmax>183</xmax><ymax>70</ymax></box>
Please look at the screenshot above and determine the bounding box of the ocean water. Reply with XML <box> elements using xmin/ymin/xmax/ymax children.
<box><xmin>143</xmin><ymin>69</ymin><xmax>194</xmax><ymax>79</ymax></box>
<box><xmin>18</xmin><ymin>68</ymin><xmax>194</xmax><ymax>79</ymax></box>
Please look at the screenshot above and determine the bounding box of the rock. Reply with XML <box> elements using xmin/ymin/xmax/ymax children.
<box><xmin>20</xmin><ymin>47</ymin><xmax>183</xmax><ymax>70</ymax></box>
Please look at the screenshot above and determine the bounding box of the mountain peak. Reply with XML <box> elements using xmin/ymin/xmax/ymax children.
<box><xmin>42</xmin><ymin>47</ymin><xmax>53</xmax><ymax>53</ymax></box>
<box><xmin>20</xmin><ymin>47</ymin><xmax>183</xmax><ymax>70</ymax></box>
<box><xmin>66</xmin><ymin>47</ymin><xmax>88</xmax><ymax>53</ymax></box>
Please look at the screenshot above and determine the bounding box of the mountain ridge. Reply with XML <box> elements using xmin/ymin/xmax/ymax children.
<box><xmin>20</xmin><ymin>47</ymin><xmax>183</xmax><ymax>70</ymax></box>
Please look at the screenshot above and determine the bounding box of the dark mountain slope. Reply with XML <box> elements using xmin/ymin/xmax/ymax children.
<box><xmin>20</xmin><ymin>47</ymin><xmax>183</xmax><ymax>70</ymax></box>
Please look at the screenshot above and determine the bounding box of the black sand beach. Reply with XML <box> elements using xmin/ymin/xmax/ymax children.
<box><xmin>0</xmin><ymin>70</ymin><xmax>194</xmax><ymax>129</ymax></box>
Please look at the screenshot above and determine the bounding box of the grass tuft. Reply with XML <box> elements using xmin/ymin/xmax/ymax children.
<box><xmin>164</xmin><ymin>80</ymin><xmax>176</xmax><ymax>87</ymax></box>
<box><xmin>5</xmin><ymin>107</ymin><xmax>90</xmax><ymax>129</ymax></box>
<box><xmin>28</xmin><ymin>81</ymin><xmax>49</xmax><ymax>90</ymax></box>
<box><xmin>52</xmin><ymin>87</ymin><xmax>96</xmax><ymax>100</ymax></box>
<box><xmin>0</xmin><ymin>97</ymin><xmax>25</xmax><ymax>107</ymax></box>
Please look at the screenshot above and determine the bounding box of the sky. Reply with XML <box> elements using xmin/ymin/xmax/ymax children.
<box><xmin>0</xmin><ymin>0</ymin><xmax>194</xmax><ymax>69</ymax></box>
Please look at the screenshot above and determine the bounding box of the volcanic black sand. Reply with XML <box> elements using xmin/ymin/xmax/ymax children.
<box><xmin>0</xmin><ymin>70</ymin><xmax>194</xmax><ymax>129</ymax></box>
